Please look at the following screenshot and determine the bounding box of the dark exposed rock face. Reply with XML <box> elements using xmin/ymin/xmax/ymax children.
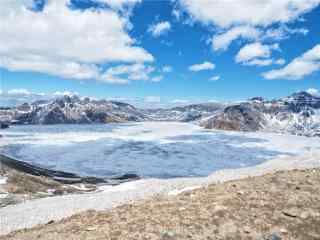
<box><xmin>201</xmin><ymin>91</ymin><xmax>320</xmax><ymax>136</ymax></box>
<box><xmin>203</xmin><ymin>104</ymin><xmax>266</xmax><ymax>131</ymax></box>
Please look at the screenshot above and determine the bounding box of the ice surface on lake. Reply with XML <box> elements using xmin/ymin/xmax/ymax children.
<box><xmin>1</xmin><ymin>122</ymin><xmax>318</xmax><ymax>178</ymax></box>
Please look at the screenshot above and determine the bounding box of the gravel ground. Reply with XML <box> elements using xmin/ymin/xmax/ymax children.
<box><xmin>0</xmin><ymin>149</ymin><xmax>319</xmax><ymax>236</ymax></box>
<box><xmin>2</xmin><ymin>168</ymin><xmax>320</xmax><ymax>240</ymax></box>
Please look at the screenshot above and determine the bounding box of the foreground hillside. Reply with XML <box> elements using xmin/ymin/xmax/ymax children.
<box><xmin>3</xmin><ymin>168</ymin><xmax>320</xmax><ymax>240</ymax></box>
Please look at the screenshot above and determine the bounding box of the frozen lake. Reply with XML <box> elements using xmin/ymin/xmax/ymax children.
<box><xmin>0</xmin><ymin>122</ymin><xmax>318</xmax><ymax>178</ymax></box>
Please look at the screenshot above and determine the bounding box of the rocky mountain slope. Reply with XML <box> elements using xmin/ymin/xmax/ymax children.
<box><xmin>1</xmin><ymin>95</ymin><xmax>147</xmax><ymax>124</ymax></box>
<box><xmin>1</xmin><ymin>91</ymin><xmax>320</xmax><ymax>137</ymax></box>
<box><xmin>201</xmin><ymin>91</ymin><xmax>320</xmax><ymax>137</ymax></box>
<box><xmin>0</xmin><ymin>97</ymin><xmax>225</xmax><ymax>125</ymax></box>
<box><xmin>142</xmin><ymin>103</ymin><xmax>225</xmax><ymax>122</ymax></box>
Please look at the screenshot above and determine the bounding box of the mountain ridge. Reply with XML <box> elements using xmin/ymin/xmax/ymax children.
<box><xmin>1</xmin><ymin>91</ymin><xmax>320</xmax><ymax>137</ymax></box>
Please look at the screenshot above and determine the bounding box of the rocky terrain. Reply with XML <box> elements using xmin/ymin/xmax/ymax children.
<box><xmin>0</xmin><ymin>154</ymin><xmax>141</xmax><ymax>208</ymax></box>
<box><xmin>143</xmin><ymin>103</ymin><xmax>225</xmax><ymax>122</ymax></box>
<box><xmin>1</xmin><ymin>91</ymin><xmax>320</xmax><ymax>137</ymax></box>
<box><xmin>2</xmin><ymin>168</ymin><xmax>320</xmax><ymax>240</ymax></box>
<box><xmin>201</xmin><ymin>91</ymin><xmax>320</xmax><ymax>137</ymax></box>
<box><xmin>0</xmin><ymin>95</ymin><xmax>147</xmax><ymax>125</ymax></box>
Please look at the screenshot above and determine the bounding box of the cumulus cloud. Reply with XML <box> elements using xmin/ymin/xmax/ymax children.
<box><xmin>212</xmin><ymin>26</ymin><xmax>261</xmax><ymax>51</ymax></box>
<box><xmin>0</xmin><ymin>0</ymin><xmax>153</xmax><ymax>83</ymax></box>
<box><xmin>178</xmin><ymin>0</ymin><xmax>319</xmax><ymax>69</ymax></box>
<box><xmin>148</xmin><ymin>21</ymin><xmax>171</xmax><ymax>37</ymax></box>
<box><xmin>189</xmin><ymin>61</ymin><xmax>215</xmax><ymax>72</ymax></box>
<box><xmin>263</xmin><ymin>26</ymin><xmax>309</xmax><ymax>41</ymax></box>
<box><xmin>209</xmin><ymin>75</ymin><xmax>220</xmax><ymax>81</ymax></box>
<box><xmin>101</xmin><ymin>63</ymin><xmax>155</xmax><ymax>84</ymax></box>
<box><xmin>263</xmin><ymin>44</ymin><xmax>320</xmax><ymax>80</ymax></box>
<box><xmin>235</xmin><ymin>42</ymin><xmax>283</xmax><ymax>66</ymax></box>
<box><xmin>236</xmin><ymin>43</ymin><xmax>279</xmax><ymax>63</ymax></box>
<box><xmin>211</xmin><ymin>25</ymin><xmax>309</xmax><ymax>52</ymax></box>
<box><xmin>177</xmin><ymin>0</ymin><xmax>320</xmax><ymax>28</ymax></box>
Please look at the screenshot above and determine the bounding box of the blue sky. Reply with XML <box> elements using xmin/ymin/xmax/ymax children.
<box><xmin>0</xmin><ymin>0</ymin><xmax>320</xmax><ymax>106</ymax></box>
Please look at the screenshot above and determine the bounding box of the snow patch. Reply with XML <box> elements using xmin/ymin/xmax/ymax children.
<box><xmin>168</xmin><ymin>186</ymin><xmax>201</xmax><ymax>196</ymax></box>
<box><xmin>0</xmin><ymin>177</ymin><xmax>7</xmax><ymax>185</ymax></box>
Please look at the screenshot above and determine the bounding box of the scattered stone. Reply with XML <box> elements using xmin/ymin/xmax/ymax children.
<box><xmin>243</xmin><ymin>226</ymin><xmax>251</xmax><ymax>233</ymax></box>
<box><xmin>161</xmin><ymin>231</ymin><xmax>175</xmax><ymax>240</ymax></box>
<box><xmin>86</xmin><ymin>227</ymin><xmax>97</xmax><ymax>231</ymax></box>
<box><xmin>300</xmin><ymin>211</ymin><xmax>310</xmax><ymax>219</ymax></box>
<box><xmin>279</xmin><ymin>228</ymin><xmax>288</xmax><ymax>234</ymax></box>
<box><xmin>262</xmin><ymin>233</ymin><xmax>282</xmax><ymax>240</ymax></box>
<box><xmin>282</xmin><ymin>208</ymin><xmax>300</xmax><ymax>218</ymax></box>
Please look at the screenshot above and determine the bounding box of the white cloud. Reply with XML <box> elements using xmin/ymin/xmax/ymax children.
<box><xmin>7</xmin><ymin>89</ymin><xmax>31</xmax><ymax>96</ymax></box>
<box><xmin>189</xmin><ymin>61</ymin><xmax>215</xmax><ymax>72</ymax></box>
<box><xmin>241</xmin><ymin>58</ymin><xmax>285</xmax><ymax>67</ymax></box>
<box><xmin>263</xmin><ymin>44</ymin><xmax>320</xmax><ymax>80</ymax></box>
<box><xmin>162</xmin><ymin>65</ymin><xmax>173</xmax><ymax>73</ymax></box>
<box><xmin>95</xmin><ymin>0</ymin><xmax>141</xmax><ymax>10</ymax></box>
<box><xmin>148</xmin><ymin>21</ymin><xmax>171</xmax><ymax>38</ymax></box>
<box><xmin>212</xmin><ymin>26</ymin><xmax>261</xmax><ymax>51</ymax></box>
<box><xmin>209</xmin><ymin>75</ymin><xmax>220</xmax><ymax>81</ymax></box>
<box><xmin>244</xmin><ymin>59</ymin><xmax>274</xmax><ymax>66</ymax></box>
<box><xmin>53</xmin><ymin>91</ymin><xmax>79</xmax><ymax>97</ymax></box>
<box><xmin>172</xmin><ymin>8</ymin><xmax>181</xmax><ymax>20</ymax></box>
<box><xmin>236</xmin><ymin>43</ymin><xmax>280</xmax><ymax>63</ymax></box>
<box><xmin>144</xmin><ymin>96</ymin><xmax>161</xmax><ymax>103</ymax></box>
<box><xmin>151</xmin><ymin>75</ymin><xmax>164</xmax><ymax>82</ymax></box>
<box><xmin>0</xmin><ymin>0</ymin><xmax>153</xmax><ymax>83</ymax></box>
<box><xmin>263</xmin><ymin>26</ymin><xmax>309</xmax><ymax>41</ymax></box>
<box><xmin>101</xmin><ymin>63</ymin><xmax>155</xmax><ymax>84</ymax></box>
<box><xmin>171</xmin><ymin>99</ymin><xmax>190</xmax><ymax>104</ymax></box>
<box><xmin>178</xmin><ymin>0</ymin><xmax>320</xmax><ymax>28</ymax></box>
<box><xmin>307</xmin><ymin>88</ymin><xmax>319</xmax><ymax>96</ymax></box>
<box><xmin>0</xmin><ymin>88</ymin><xmax>49</xmax><ymax>107</ymax></box>
<box><xmin>275</xmin><ymin>58</ymin><xmax>286</xmax><ymax>65</ymax></box>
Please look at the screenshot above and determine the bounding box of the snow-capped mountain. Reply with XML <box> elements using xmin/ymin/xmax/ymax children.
<box><xmin>142</xmin><ymin>103</ymin><xmax>225</xmax><ymax>122</ymax></box>
<box><xmin>3</xmin><ymin>95</ymin><xmax>147</xmax><ymax>124</ymax></box>
<box><xmin>1</xmin><ymin>91</ymin><xmax>320</xmax><ymax>137</ymax></box>
<box><xmin>201</xmin><ymin>91</ymin><xmax>320</xmax><ymax>137</ymax></box>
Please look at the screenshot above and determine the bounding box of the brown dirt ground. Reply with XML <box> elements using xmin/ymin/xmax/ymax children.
<box><xmin>0</xmin><ymin>164</ymin><xmax>96</xmax><ymax>207</ymax></box>
<box><xmin>2</xmin><ymin>168</ymin><xmax>320</xmax><ymax>240</ymax></box>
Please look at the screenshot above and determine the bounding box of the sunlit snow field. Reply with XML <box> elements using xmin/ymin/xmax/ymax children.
<box><xmin>1</xmin><ymin>122</ymin><xmax>319</xmax><ymax>178</ymax></box>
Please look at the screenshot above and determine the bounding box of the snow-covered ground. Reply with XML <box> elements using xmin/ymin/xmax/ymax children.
<box><xmin>1</xmin><ymin>122</ymin><xmax>319</xmax><ymax>178</ymax></box>
<box><xmin>0</xmin><ymin>122</ymin><xmax>319</xmax><ymax>235</ymax></box>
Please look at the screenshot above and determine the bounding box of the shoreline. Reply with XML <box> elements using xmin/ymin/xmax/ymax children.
<box><xmin>0</xmin><ymin>148</ymin><xmax>320</xmax><ymax>236</ymax></box>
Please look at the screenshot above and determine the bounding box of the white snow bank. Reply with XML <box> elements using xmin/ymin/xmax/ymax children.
<box><xmin>0</xmin><ymin>177</ymin><xmax>7</xmax><ymax>185</ymax></box>
<box><xmin>168</xmin><ymin>186</ymin><xmax>201</xmax><ymax>196</ymax></box>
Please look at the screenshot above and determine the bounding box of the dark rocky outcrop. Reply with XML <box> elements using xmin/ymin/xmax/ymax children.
<box><xmin>202</xmin><ymin>104</ymin><xmax>266</xmax><ymax>131</ymax></box>
<box><xmin>202</xmin><ymin>91</ymin><xmax>320</xmax><ymax>136</ymax></box>
<box><xmin>0</xmin><ymin>155</ymin><xmax>140</xmax><ymax>185</ymax></box>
